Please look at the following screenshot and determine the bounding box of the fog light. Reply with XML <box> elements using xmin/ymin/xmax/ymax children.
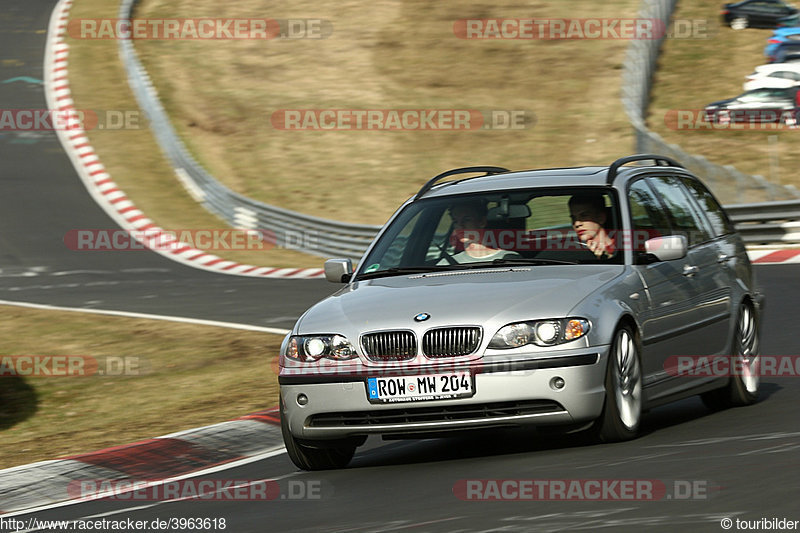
<box><xmin>297</xmin><ymin>393</ymin><xmax>308</xmax><ymax>406</ymax></box>
<box><xmin>550</xmin><ymin>377</ymin><xmax>566</xmax><ymax>390</ymax></box>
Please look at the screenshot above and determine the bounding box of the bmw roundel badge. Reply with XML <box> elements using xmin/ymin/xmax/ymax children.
<box><xmin>414</xmin><ymin>313</ymin><xmax>430</xmax><ymax>322</ymax></box>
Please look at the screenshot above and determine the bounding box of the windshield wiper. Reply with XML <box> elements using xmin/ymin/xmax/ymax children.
<box><xmin>484</xmin><ymin>257</ymin><xmax>579</xmax><ymax>266</ymax></box>
<box><xmin>356</xmin><ymin>258</ymin><xmax>580</xmax><ymax>279</ymax></box>
<box><xmin>355</xmin><ymin>265</ymin><xmax>458</xmax><ymax>280</ymax></box>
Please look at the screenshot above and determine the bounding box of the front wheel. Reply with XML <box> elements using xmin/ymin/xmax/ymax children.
<box><xmin>280</xmin><ymin>398</ymin><xmax>357</xmax><ymax>470</ymax></box>
<box><xmin>594</xmin><ymin>325</ymin><xmax>643</xmax><ymax>442</ymax></box>
<box><xmin>701</xmin><ymin>302</ymin><xmax>760</xmax><ymax>410</ymax></box>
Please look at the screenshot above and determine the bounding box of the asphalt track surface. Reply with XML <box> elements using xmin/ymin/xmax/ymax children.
<box><xmin>0</xmin><ymin>4</ymin><xmax>331</xmax><ymax>331</ymax></box>
<box><xmin>2</xmin><ymin>2</ymin><xmax>800</xmax><ymax>532</ymax></box>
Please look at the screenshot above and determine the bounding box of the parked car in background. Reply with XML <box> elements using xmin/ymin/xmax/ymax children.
<box><xmin>769</xmin><ymin>41</ymin><xmax>800</xmax><ymax>61</ymax></box>
<box><xmin>777</xmin><ymin>12</ymin><xmax>800</xmax><ymax>25</ymax></box>
<box><xmin>279</xmin><ymin>156</ymin><xmax>764</xmax><ymax>470</ymax></box>
<box><xmin>744</xmin><ymin>63</ymin><xmax>800</xmax><ymax>89</ymax></box>
<box><xmin>764</xmin><ymin>27</ymin><xmax>800</xmax><ymax>58</ymax></box>
<box><xmin>722</xmin><ymin>0</ymin><xmax>799</xmax><ymax>29</ymax></box>
<box><xmin>705</xmin><ymin>86</ymin><xmax>800</xmax><ymax>124</ymax></box>
<box><xmin>775</xmin><ymin>50</ymin><xmax>800</xmax><ymax>62</ymax></box>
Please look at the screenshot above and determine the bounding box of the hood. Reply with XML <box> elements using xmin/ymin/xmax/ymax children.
<box><xmin>295</xmin><ymin>265</ymin><xmax>623</xmax><ymax>335</ymax></box>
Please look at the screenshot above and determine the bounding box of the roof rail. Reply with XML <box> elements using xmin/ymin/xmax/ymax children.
<box><xmin>606</xmin><ymin>154</ymin><xmax>683</xmax><ymax>184</ymax></box>
<box><xmin>414</xmin><ymin>166</ymin><xmax>510</xmax><ymax>200</ymax></box>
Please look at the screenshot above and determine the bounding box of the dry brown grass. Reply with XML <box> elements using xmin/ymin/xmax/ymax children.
<box><xmin>129</xmin><ymin>0</ymin><xmax>639</xmax><ymax>226</ymax></box>
<box><xmin>0</xmin><ymin>304</ymin><xmax>283</xmax><ymax>468</ymax></box>
<box><xmin>65</xmin><ymin>0</ymin><xmax>322</xmax><ymax>268</ymax></box>
<box><xmin>649</xmin><ymin>0</ymin><xmax>800</xmax><ymax>201</ymax></box>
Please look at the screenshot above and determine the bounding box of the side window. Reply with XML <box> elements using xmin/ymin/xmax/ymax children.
<box><xmin>627</xmin><ymin>179</ymin><xmax>672</xmax><ymax>251</ymax></box>
<box><xmin>646</xmin><ymin>176</ymin><xmax>714</xmax><ymax>247</ymax></box>
<box><xmin>680</xmin><ymin>177</ymin><xmax>735</xmax><ymax>237</ymax></box>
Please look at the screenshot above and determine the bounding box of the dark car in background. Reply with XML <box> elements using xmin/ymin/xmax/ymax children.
<box><xmin>722</xmin><ymin>0</ymin><xmax>799</xmax><ymax>29</ymax></box>
<box><xmin>772</xmin><ymin>42</ymin><xmax>800</xmax><ymax>61</ymax></box>
<box><xmin>705</xmin><ymin>86</ymin><xmax>799</xmax><ymax>124</ymax></box>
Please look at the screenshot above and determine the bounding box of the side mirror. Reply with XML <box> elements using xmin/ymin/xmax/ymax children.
<box><xmin>644</xmin><ymin>235</ymin><xmax>687</xmax><ymax>262</ymax></box>
<box><xmin>324</xmin><ymin>258</ymin><xmax>353</xmax><ymax>283</ymax></box>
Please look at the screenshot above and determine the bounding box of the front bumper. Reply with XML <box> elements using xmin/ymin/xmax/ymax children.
<box><xmin>279</xmin><ymin>348</ymin><xmax>610</xmax><ymax>440</ymax></box>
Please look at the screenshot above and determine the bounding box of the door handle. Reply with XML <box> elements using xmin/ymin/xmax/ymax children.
<box><xmin>683</xmin><ymin>264</ymin><xmax>699</xmax><ymax>277</ymax></box>
<box><xmin>717</xmin><ymin>254</ymin><xmax>731</xmax><ymax>264</ymax></box>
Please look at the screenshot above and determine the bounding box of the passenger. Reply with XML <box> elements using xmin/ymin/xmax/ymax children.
<box><xmin>442</xmin><ymin>199</ymin><xmax>520</xmax><ymax>263</ymax></box>
<box><xmin>568</xmin><ymin>194</ymin><xmax>616</xmax><ymax>259</ymax></box>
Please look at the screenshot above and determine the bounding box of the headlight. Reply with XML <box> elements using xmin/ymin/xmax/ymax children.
<box><xmin>489</xmin><ymin>318</ymin><xmax>590</xmax><ymax>349</ymax></box>
<box><xmin>285</xmin><ymin>334</ymin><xmax>357</xmax><ymax>362</ymax></box>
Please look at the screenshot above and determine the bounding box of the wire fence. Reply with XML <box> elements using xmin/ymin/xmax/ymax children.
<box><xmin>117</xmin><ymin>0</ymin><xmax>381</xmax><ymax>261</ymax></box>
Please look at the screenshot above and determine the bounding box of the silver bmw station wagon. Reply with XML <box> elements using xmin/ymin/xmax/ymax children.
<box><xmin>279</xmin><ymin>155</ymin><xmax>764</xmax><ymax>470</ymax></box>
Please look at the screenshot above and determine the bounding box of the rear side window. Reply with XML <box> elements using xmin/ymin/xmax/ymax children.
<box><xmin>680</xmin><ymin>177</ymin><xmax>735</xmax><ymax>237</ymax></box>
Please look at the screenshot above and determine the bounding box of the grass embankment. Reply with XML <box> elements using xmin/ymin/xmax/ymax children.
<box><xmin>650</xmin><ymin>0</ymin><xmax>800</xmax><ymax>202</ymax></box>
<box><xmin>0</xmin><ymin>305</ymin><xmax>282</xmax><ymax>468</ymax></box>
<box><xmin>64</xmin><ymin>0</ymin><xmax>321</xmax><ymax>268</ymax></box>
<box><xmin>122</xmin><ymin>0</ymin><xmax>637</xmax><ymax>226</ymax></box>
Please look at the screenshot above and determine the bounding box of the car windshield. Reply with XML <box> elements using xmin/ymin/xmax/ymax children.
<box><xmin>356</xmin><ymin>187</ymin><xmax>624</xmax><ymax>279</ymax></box>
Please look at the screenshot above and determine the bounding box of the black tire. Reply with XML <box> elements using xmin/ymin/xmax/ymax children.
<box><xmin>701</xmin><ymin>302</ymin><xmax>760</xmax><ymax>410</ymax></box>
<box><xmin>280</xmin><ymin>398</ymin><xmax>357</xmax><ymax>471</ymax></box>
<box><xmin>594</xmin><ymin>324</ymin><xmax>643</xmax><ymax>442</ymax></box>
<box><xmin>730</xmin><ymin>17</ymin><xmax>748</xmax><ymax>30</ymax></box>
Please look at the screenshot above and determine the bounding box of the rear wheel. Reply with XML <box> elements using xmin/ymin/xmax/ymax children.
<box><xmin>594</xmin><ymin>325</ymin><xmax>643</xmax><ymax>442</ymax></box>
<box><xmin>701</xmin><ymin>302</ymin><xmax>760</xmax><ymax>410</ymax></box>
<box><xmin>730</xmin><ymin>17</ymin><xmax>748</xmax><ymax>30</ymax></box>
<box><xmin>280</xmin><ymin>398</ymin><xmax>358</xmax><ymax>470</ymax></box>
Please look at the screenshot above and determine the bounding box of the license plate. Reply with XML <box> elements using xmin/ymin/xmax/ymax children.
<box><xmin>367</xmin><ymin>372</ymin><xmax>474</xmax><ymax>403</ymax></box>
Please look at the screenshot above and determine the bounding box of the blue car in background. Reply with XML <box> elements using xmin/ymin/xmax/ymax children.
<box><xmin>765</xmin><ymin>27</ymin><xmax>800</xmax><ymax>58</ymax></box>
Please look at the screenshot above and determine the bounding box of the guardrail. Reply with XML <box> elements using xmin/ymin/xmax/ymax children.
<box><xmin>117</xmin><ymin>0</ymin><xmax>381</xmax><ymax>261</ymax></box>
<box><xmin>117</xmin><ymin>0</ymin><xmax>800</xmax><ymax>252</ymax></box>
<box><xmin>621</xmin><ymin>0</ymin><xmax>800</xmax><ymax>206</ymax></box>
<box><xmin>726</xmin><ymin>200</ymin><xmax>800</xmax><ymax>244</ymax></box>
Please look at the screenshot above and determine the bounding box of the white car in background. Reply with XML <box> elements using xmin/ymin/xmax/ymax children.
<box><xmin>744</xmin><ymin>63</ymin><xmax>800</xmax><ymax>90</ymax></box>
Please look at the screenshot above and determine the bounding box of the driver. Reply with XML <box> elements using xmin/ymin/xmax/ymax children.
<box><xmin>568</xmin><ymin>193</ymin><xmax>616</xmax><ymax>259</ymax></box>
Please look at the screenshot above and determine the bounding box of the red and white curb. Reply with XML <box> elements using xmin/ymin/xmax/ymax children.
<box><xmin>748</xmin><ymin>248</ymin><xmax>800</xmax><ymax>264</ymax></box>
<box><xmin>0</xmin><ymin>408</ymin><xmax>284</xmax><ymax>515</ymax></box>
<box><xmin>44</xmin><ymin>0</ymin><xmax>324</xmax><ymax>279</ymax></box>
